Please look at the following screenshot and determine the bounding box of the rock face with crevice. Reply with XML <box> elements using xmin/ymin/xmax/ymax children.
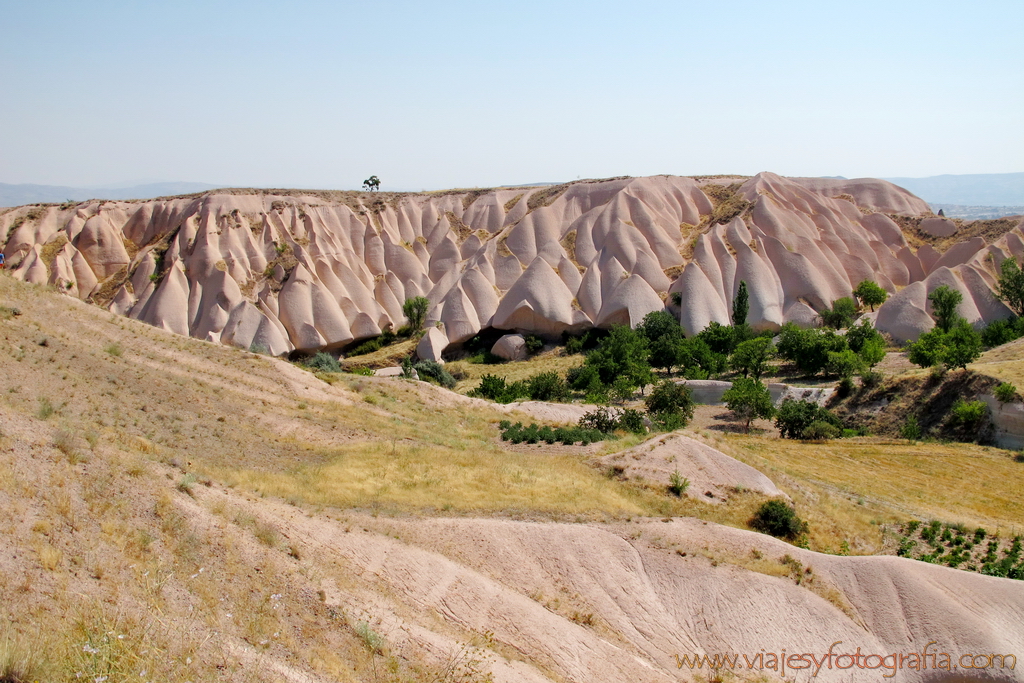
<box><xmin>2</xmin><ymin>173</ymin><xmax>1021</xmax><ymax>355</ymax></box>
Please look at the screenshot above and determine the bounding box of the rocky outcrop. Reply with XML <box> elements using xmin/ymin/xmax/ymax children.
<box><xmin>3</xmin><ymin>174</ymin><xmax>1022</xmax><ymax>355</ymax></box>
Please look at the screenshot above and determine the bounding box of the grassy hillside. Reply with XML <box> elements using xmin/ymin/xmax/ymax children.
<box><xmin>2</xmin><ymin>272</ymin><xmax>1023</xmax><ymax>681</ymax></box>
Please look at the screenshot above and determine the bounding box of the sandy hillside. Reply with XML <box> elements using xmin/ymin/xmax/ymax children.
<box><xmin>1</xmin><ymin>273</ymin><xmax>1023</xmax><ymax>683</ymax></box>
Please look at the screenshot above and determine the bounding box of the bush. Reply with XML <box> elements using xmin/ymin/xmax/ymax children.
<box><xmin>825</xmin><ymin>349</ymin><xmax>864</xmax><ymax>379</ymax></box>
<box><xmin>774</xmin><ymin>399</ymin><xmax>841</xmax><ymax>439</ymax></box>
<box><xmin>578</xmin><ymin>407</ymin><xmax>619</xmax><ymax>434</ymax></box>
<box><xmin>995</xmin><ymin>382</ymin><xmax>1018</xmax><ymax>403</ymax></box>
<box><xmin>836</xmin><ymin>376</ymin><xmax>855</xmax><ymax>398</ymax></box>
<box><xmin>644</xmin><ymin>380</ymin><xmax>695</xmax><ymax>430</ymax></box>
<box><xmin>471</xmin><ymin>374</ymin><xmax>529</xmax><ymax>403</ymax></box>
<box><xmin>900</xmin><ymin>416</ymin><xmax>921</xmax><ymax>440</ymax></box>
<box><xmin>776</xmin><ymin>324</ymin><xmax>848</xmax><ymax>376</ymax></box>
<box><xmin>750</xmin><ymin>500</ymin><xmax>805</xmax><ymax>539</ymax></box>
<box><xmin>305</xmin><ymin>351</ymin><xmax>341</xmax><ymax>373</ymax></box>
<box><xmin>668</xmin><ymin>471</ymin><xmax>690</xmax><ymax>497</ymax></box>
<box><xmin>585</xmin><ymin>324</ymin><xmax>653</xmax><ymax>389</ymax></box>
<box><xmin>618</xmin><ymin>408</ymin><xmax>647</xmax><ymax>434</ymax></box>
<box><xmin>524</xmin><ymin>334</ymin><xmax>544</xmax><ymax>355</ymax></box>
<box><xmin>820</xmin><ymin>297</ymin><xmax>857</xmax><ymax>329</ymax></box>
<box><xmin>860</xmin><ymin>370</ymin><xmax>883</xmax><ymax>388</ymax></box>
<box><xmin>527</xmin><ymin>371</ymin><xmax>569</xmax><ymax>401</ymax></box>
<box><xmin>414</xmin><ymin>361</ymin><xmax>456</xmax><ymax>389</ymax></box>
<box><xmin>802</xmin><ymin>421</ymin><xmax>841</xmax><ymax>440</ymax></box>
<box><xmin>981</xmin><ymin>317</ymin><xmax>1024</xmax><ymax>348</ymax></box>
<box><xmin>566</xmin><ymin>365</ymin><xmax>602</xmax><ymax>392</ymax></box>
<box><xmin>402</xmin><ymin>296</ymin><xmax>430</xmax><ymax>333</ymax></box>
<box><xmin>948</xmin><ymin>399</ymin><xmax>988</xmax><ymax>432</ymax></box>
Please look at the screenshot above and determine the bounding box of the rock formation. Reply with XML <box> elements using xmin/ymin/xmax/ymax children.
<box><xmin>3</xmin><ymin>173</ymin><xmax>1022</xmax><ymax>354</ymax></box>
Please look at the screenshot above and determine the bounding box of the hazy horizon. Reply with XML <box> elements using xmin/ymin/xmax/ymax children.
<box><xmin>2</xmin><ymin>1</ymin><xmax>1021</xmax><ymax>191</ymax></box>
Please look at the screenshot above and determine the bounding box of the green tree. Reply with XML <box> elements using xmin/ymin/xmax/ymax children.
<box><xmin>820</xmin><ymin>297</ymin><xmax>858</xmax><ymax>329</ymax></box>
<box><xmin>362</xmin><ymin>175</ymin><xmax>381</xmax><ymax>191</ymax></box>
<box><xmin>638</xmin><ymin>310</ymin><xmax>684</xmax><ymax>374</ymax></box>
<box><xmin>857</xmin><ymin>336</ymin><xmax>886</xmax><ymax>369</ymax></box>
<box><xmin>649</xmin><ymin>331</ymin><xmax>685</xmax><ymax>374</ymax></box>
<box><xmin>776</xmin><ymin>323</ymin><xmax>848</xmax><ymax>376</ymax></box>
<box><xmin>677</xmin><ymin>337</ymin><xmax>724</xmax><ymax>378</ymax></box>
<box><xmin>697</xmin><ymin>321</ymin><xmax>737</xmax><ymax>355</ymax></box>
<box><xmin>928</xmin><ymin>285</ymin><xmax>963</xmax><ymax>332</ymax></box>
<box><xmin>402</xmin><ymin>296</ymin><xmax>430</xmax><ymax>333</ymax></box>
<box><xmin>996</xmin><ymin>257</ymin><xmax>1024</xmax><ymax>317</ymax></box>
<box><xmin>853</xmin><ymin>280</ymin><xmax>888</xmax><ymax>311</ymax></box>
<box><xmin>907</xmin><ymin>328</ymin><xmax>948</xmax><ymax>369</ymax></box>
<box><xmin>774</xmin><ymin>399</ymin><xmax>841</xmax><ymax>439</ymax></box>
<box><xmin>825</xmin><ymin>349</ymin><xmax>865</xmax><ymax>379</ymax></box>
<box><xmin>636</xmin><ymin>310</ymin><xmax>680</xmax><ymax>343</ymax></box>
<box><xmin>722</xmin><ymin>378</ymin><xmax>775</xmax><ymax>433</ymax></box>
<box><xmin>730</xmin><ymin>337</ymin><xmax>774</xmax><ymax>379</ymax></box>
<box><xmin>644</xmin><ymin>380</ymin><xmax>695</xmax><ymax>429</ymax></box>
<box><xmin>585</xmin><ymin>325</ymin><xmax>654</xmax><ymax>391</ymax></box>
<box><xmin>942</xmin><ymin>320</ymin><xmax>982</xmax><ymax>371</ymax></box>
<box><xmin>846</xmin><ymin>319</ymin><xmax>886</xmax><ymax>368</ymax></box>
<box><xmin>732</xmin><ymin>280</ymin><xmax>749</xmax><ymax>326</ymax></box>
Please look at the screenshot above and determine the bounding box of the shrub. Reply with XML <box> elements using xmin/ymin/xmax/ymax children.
<box><xmin>618</xmin><ymin>408</ymin><xmax>647</xmax><ymax>434</ymax></box>
<box><xmin>836</xmin><ymin>376</ymin><xmax>855</xmax><ymax>398</ymax></box>
<box><xmin>981</xmin><ymin>317</ymin><xmax>1024</xmax><ymax>348</ymax></box>
<box><xmin>414</xmin><ymin>361</ymin><xmax>456</xmax><ymax>389</ymax></box>
<box><xmin>402</xmin><ymin>296</ymin><xmax>430</xmax><ymax>333</ymax></box>
<box><xmin>750</xmin><ymin>500</ymin><xmax>805</xmax><ymax>539</ymax></box>
<box><xmin>668</xmin><ymin>471</ymin><xmax>690</xmax><ymax>497</ymax></box>
<box><xmin>471</xmin><ymin>374</ymin><xmax>528</xmax><ymax>402</ymax></box>
<box><xmin>774</xmin><ymin>399</ymin><xmax>841</xmax><ymax>439</ymax></box>
<box><xmin>995</xmin><ymin>382</ymin><xmax>1018</xmax><ymax>404</ymax></box>
<box><xmin>578</xmin><ymin>407</ymin><xmax>618</xmax><ymax>434</ymax></box>
<box><xmin>305</xmin><ymin>351</ymin><xmax>341</xmax><ymax>373</ymax></box>
<box><xmin>825</xmin><ymin>349</ymin><xmax>864</xmax><ymax>379</ymax></box>
<box><xmin>585</xmin><ymin>324</ymin><xmax>653</xmax><ymax>389</ymax></box>
<box><xmin>820</xmin><ymin>297</ymin><xmax>857</xmax><ymax>329</ymax></box>
<box><xmin>802</xmin><ymin>421</ymin><xmax>841</xmax><ymax>440</ymax></box>
<box><xmin>566</xmin><ymin>365</ymin><xmax>602</xmax><ymax>393</ymax></box>
<box><xmin>349</xmin><ymin>366</ymin><xmax>374</xmax><ymax>376</ymax></box>
<box><xmin>527</xmin><ymin>371</ymin><xmax>569</xmax><ymax>401</ymax></box>
<box><xmin>948</xmin><ymin>399</ymin><xmax>988</xmax><ymax>432</ymax></box>
<box><xmin>524</xmin><ymin>334</ymin><xmax>544</xmax><ymax>355</ymax></box>
<box><xmin>347</xmin><ymin>338</ymin><xmax>383</xmax><ymax>356</ymax></box>
<box><xmin>900</xmin><ymin>415</ymin><xmax>921</xmax><ymax>440</ymax></box>
<box><xmin>644</xmin><ymin>380</ymin><xmax>695</xmax><ymax>429</ymax></box>
<box><xmin>776</xmin><ymin>324</ymin><xmax>848</xmax><ymax>376</ymax></box>
<box><xmin>860</xmin><ymin>370</ymin><xmax>883</xmax><ymax>388</ymax></box>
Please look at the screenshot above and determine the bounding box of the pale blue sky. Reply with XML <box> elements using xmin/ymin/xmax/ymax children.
<box><xmin>1</xmin><ymin>0</ymin><xmax>1021</xmax><ymax>190</ymax></box>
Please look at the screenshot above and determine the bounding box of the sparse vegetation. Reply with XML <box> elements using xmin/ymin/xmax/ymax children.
<box><xmin>751</xmin><ymin>500</ymin><xmax>806</xmax><ymax>540</ymax></box>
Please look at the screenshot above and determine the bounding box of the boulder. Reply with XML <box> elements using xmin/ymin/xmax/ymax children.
<box><xmin>491</xmin><ymin>333</ymin><xmax>527</xmax><ymax>361</ymax></box>
<box><xmin>416</xmin><ymin>326</ymin><xmax>448</xmax><ymax>362</ymax></box>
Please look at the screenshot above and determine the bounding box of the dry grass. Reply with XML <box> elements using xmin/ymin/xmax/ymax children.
<box><xmin>451</xmin><ymin>350</ymin><xmax>584</xmax><ymax>393</ymax></box>
<box><xmin>971</xmin><ymin>338</ymin><xmax>1024</xmax><ymax>388</ymax></box>
<box><xmin>714</xmin><ymin>434</ymin><xmax>1024</xmax><ymax>534</ymax></box>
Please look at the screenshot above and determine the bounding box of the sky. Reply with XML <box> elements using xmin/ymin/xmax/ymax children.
<box><xmin>1</xmin><ymin>0</ymin><xmax>1021</xmax><ymax>191</ymax></box>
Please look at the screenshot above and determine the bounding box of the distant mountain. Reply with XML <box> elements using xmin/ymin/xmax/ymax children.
<box><xmin>882</xmin><ymin>173</ymin><xmax>1024</xmax><ymax>206</ymax></box>
<box><xmin>0</xmin><ymin>181</ymin><xmax>221</xmax><ymax>207</ymax></box>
